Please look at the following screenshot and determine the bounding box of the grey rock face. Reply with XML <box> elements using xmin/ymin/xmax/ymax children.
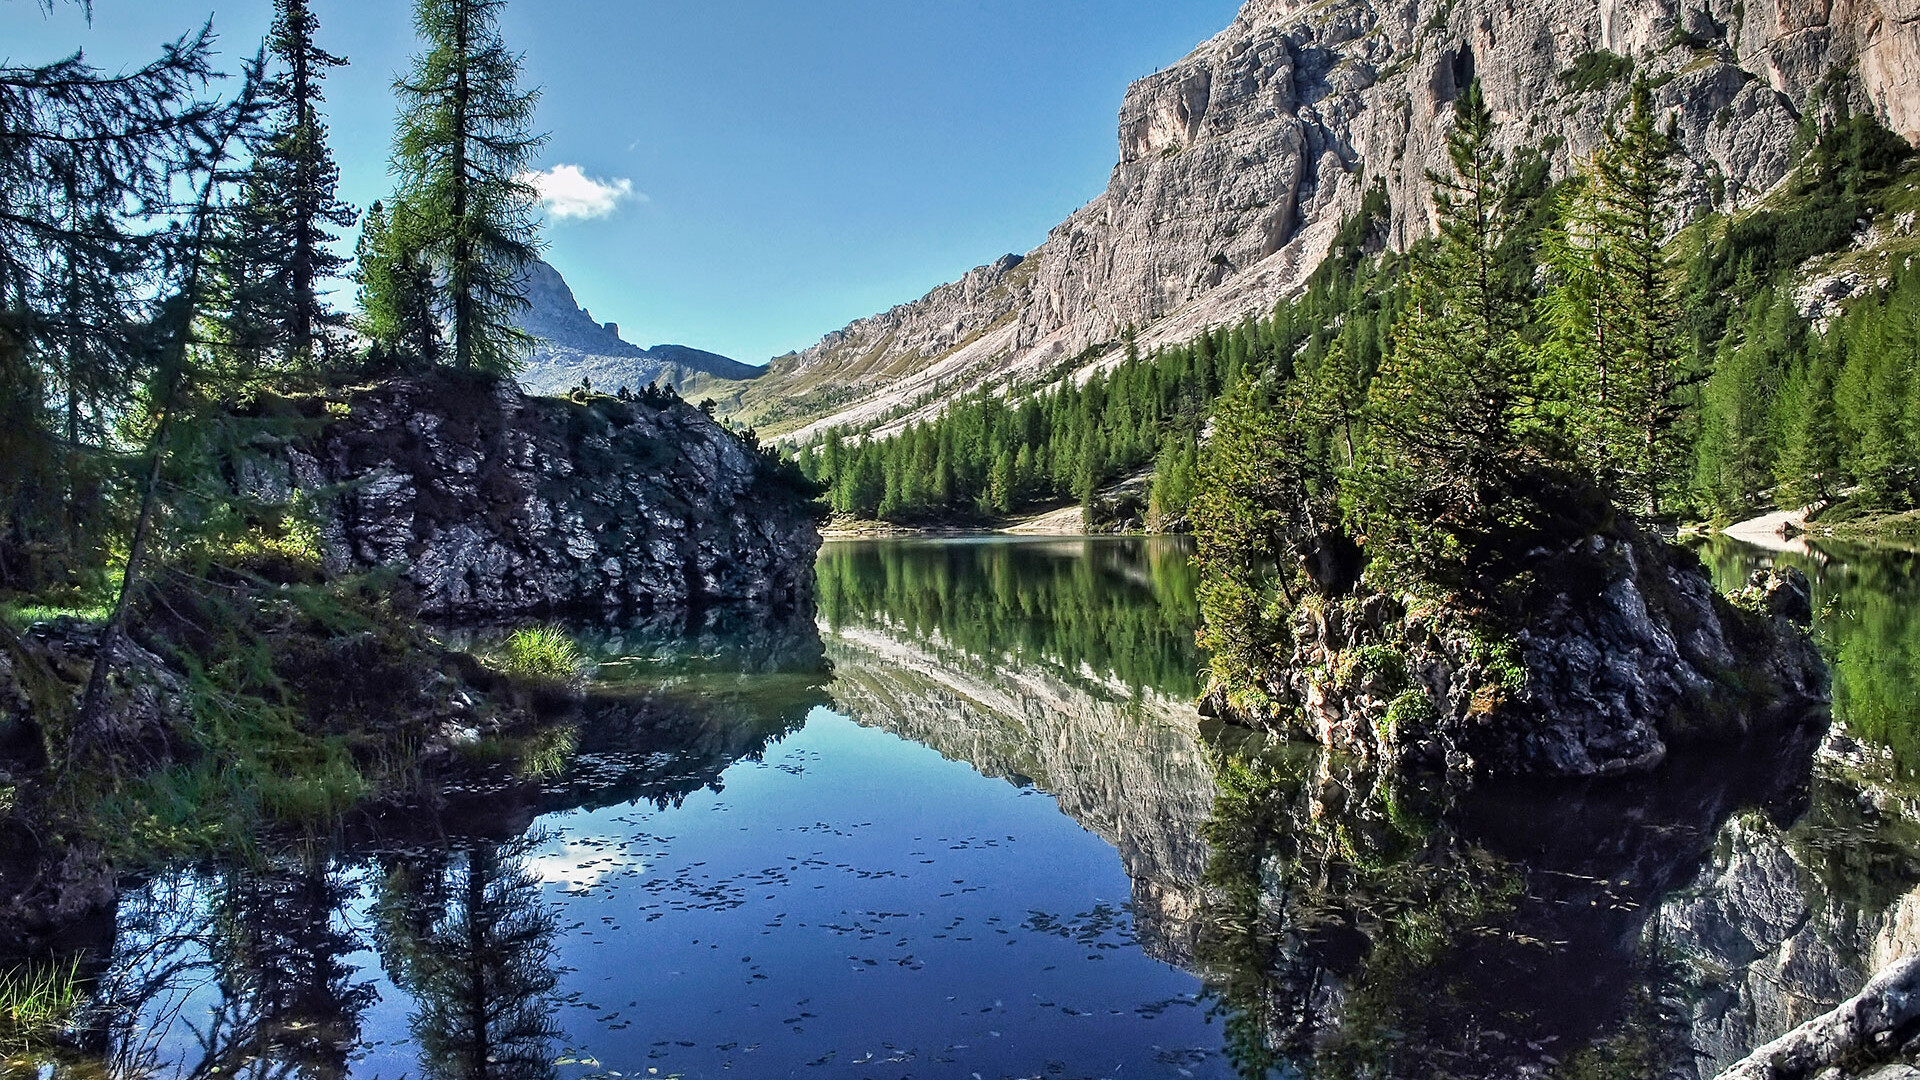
<box><xmin>1713</xmin><ymin>954</ymin><xmax>1920</xmax><ymax>1079</ymax></box>
<box><xmin>514</xmin><ymin>258</ymin><xmax>760</xmax><ymax>396</ymax></box>
<box><xmin>1233</xmin><ymin>530</ymin><xmax>1829</xmax><ymax>779</ymax></box>
<box><xmin>752</xmin><ymin>0</ymin><xmax>1917</xmax><ymax>444</ymax></box>
<box><xmin>264</xmin><ymin>375</ymin><xmax>820</xmax><ymax>619</ymax></box>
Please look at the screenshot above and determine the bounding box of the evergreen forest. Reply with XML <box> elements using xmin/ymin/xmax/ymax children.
<box><xmin>795</xmin><ymin>82</ymin><xmax>1920</xmax><ymax>545</ymax></box>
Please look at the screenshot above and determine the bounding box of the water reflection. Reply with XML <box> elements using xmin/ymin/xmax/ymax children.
<box><xmin>818</xmin><ymin>536</ymin><xmax>1203</xmax><ymax>699</ymax></box>
<box><xmin>1699</xmin><ymin>538</ymin><xmax>1920</xmax><ymax>778</ymax></box>
<box><xmin>374</xmin><ymin>840</ymin><xmax>561</xmax><ymax>1080</ymax></box>
<box><xmin>14</xmin><ymin>536</ymin><xmax>1920</xmax><ymax>1080</ymax></box>
<box><xmin>816</xmin><ymin>537</ymin><xmax>1216</xmax><ymax>966</ymax></box>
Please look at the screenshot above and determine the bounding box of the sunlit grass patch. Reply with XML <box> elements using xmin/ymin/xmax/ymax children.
<box><xmin>0</xmin><ymin>601</ymin><xmax>111</xmax><ymax>629</ymax></box>
<box><xmin>0</xmin><ymin>959</ymin><xmax>81</xmax><ymax>1057</ymax></box>
<box><xmin>498</xmin><ymin>627</ymin><xmax>586</xmax><ymax>683</ymax></box>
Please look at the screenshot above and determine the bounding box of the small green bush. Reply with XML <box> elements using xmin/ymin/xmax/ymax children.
<box><xmin>1382</xmin><ymin>689</ymin><xmax>1441</xmax><ymax>743</ymax></box>
<box><xmin>501</xmin><ymin>627</ymin><xmax>585</xmax><ymax>683</ymax></box>
<box><xmin>1558</xmin><ymin>51</ymin><xmax>1634</xmax><ymax>94</ymax></box>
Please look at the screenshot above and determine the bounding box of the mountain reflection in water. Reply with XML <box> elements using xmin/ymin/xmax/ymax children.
<box><xmin>19</xmin><ymin>536</ymin><xmax>1920</xmax><ymax>1080</ymax></box>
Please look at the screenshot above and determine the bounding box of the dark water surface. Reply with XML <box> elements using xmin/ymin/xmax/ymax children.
<box><xmin>44</xmin><ymin>537</ymin><xmax>1920</xmax><ymax>1078</ymax></box>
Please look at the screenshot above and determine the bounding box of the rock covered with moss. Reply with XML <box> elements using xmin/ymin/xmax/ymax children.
<box><xmin>248</xmin><ymin>373</ymin><xmax>821</xmax><ymax>618</ymax></box>
<box><xmin>1212</xmin><ymin>526</ymin><xmax>1829</xmax><ymax>779</ymax></box>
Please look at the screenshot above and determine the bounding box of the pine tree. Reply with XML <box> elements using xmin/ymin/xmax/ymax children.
<box><xmin>1773</xmin><ymin>346</ymin><xmax>1844</xmax><ymax>507</ymax></box>
<box><xmin>1351</xmin><ymin>80</ymin><xmax>1545</xmax><ymax>580</ymax></box>
<box><xmin>392</xmin><ymin>0</ymin><xmax>546</xmax><ymax>375</ymax></box>
<box><xmin>354</xmin><ymin>199</ymin><xmax>444</xmax><ymax>367</ymax></box>
<box><xmin>0</xmin><ymin>26</ymin><xmax>226</xmax><ymax>586</ymax></box>
<box><xmin>217</xmin><ymin>0</ymin><xmax>358</xmax><ymax>370</ymax></box>
<box><xmin>1543</xmin><ymin>79</ymin><xmax>1689</xmax><ymax>517</ymax></box>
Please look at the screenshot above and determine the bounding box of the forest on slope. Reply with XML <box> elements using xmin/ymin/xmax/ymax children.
<box><xmin>794</xmin><ymin>83</ymin><xmax>1920</xmax><ymax>539</ymax></box>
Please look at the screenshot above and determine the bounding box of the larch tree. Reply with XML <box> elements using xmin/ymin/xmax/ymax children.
<box><xmin>392</xmin><ymin>0</ymin><xmax>545</xmax><ymax>376</ymax></box>
<box><xmin>0</xmin><ymin>24</ymin><xmax>227</xmax><ymax>587</ymax></box>
<box><xmin>1350</xmin><ymin>80</ymin><xmax>1543</xmax><ymax>582</ymax></box>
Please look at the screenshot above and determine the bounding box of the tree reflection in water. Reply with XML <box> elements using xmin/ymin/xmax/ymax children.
<box><xmin>1197</xmin><ymin>719</ymin><xmax>1830</xmax><ymax>1080</ymax></box>
<box><xmin>372</xmin><ymin>838</ymin><xmax>560</xmax><ymax>1080</ymax></box>
<box><xmin>194</xmin><ymin>856</ymin><xmax>377</xmax><ymax>1080</ymax></box>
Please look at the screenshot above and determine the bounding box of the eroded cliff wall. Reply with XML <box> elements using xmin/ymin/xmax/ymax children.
<box><xmin>730</xmin><ymin>0</ymin><xmax>1919</xmax><ymax>443</ymax></box>
<box><xmin>248</xmin><ymin>375</ymin><xmax>821</xmax><ymax>618</ymax></box>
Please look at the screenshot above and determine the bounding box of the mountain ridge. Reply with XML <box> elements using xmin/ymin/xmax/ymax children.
<box><xmin>514</xmin><ymin>256</ymin><xmax>761</xmax><ymax>397</ymax></box>
<box><xmin>712</xmin><ymin>0</ymin><xmax>1920</xmax><ymax>443</ymax></box>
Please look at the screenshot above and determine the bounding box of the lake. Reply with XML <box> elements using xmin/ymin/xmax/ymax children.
<box><xmin>35</xmin><ymin>536</ymin><xmax>1920</xmax><ymax>1078</ymax></box>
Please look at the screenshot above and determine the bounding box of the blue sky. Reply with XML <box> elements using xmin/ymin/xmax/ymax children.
<box><xmin>3</xmin><ymin>0</ymin><xmax>1242</xmax><ymax>364</ymax></box>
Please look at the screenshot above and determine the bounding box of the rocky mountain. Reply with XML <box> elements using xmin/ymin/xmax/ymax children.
<box><xmin>514</xmin><ymin>257</ymin><xmax>761</xmax><ymax>396</ymax></box>
<box><xmin>715</xmin><ymin>0</ymin><xmax>1920</xmax><ymax>441</ymax></box>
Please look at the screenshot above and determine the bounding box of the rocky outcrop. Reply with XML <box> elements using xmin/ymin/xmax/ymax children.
<box><xmin>251</xmin><ymin>374</ymin><xmax>821</xmax><ymax>619</ymax></box>
<box><xmin>514</xmin><ymin>257</ymin><xmax>759</xmax><ymax>396</ymax></box>
<box><xmin>1715</xmin><ymin>956</ymin><xmax>1920</xmax><ymax>1079</ymax></box>
<box><xmin>1656</xmin><ymin>726</ymin><xmax>1920</xmax><ymax>1079</ymax></box>
<box><xmin>1226</xmin><ymin>527</ymin><xmax>1829</xmax><ymax>779</ymax></box>
<box><xmin>731</xmin><ymin>0</ymin><xmax>1917</xmax><ymax>443</ymax></box>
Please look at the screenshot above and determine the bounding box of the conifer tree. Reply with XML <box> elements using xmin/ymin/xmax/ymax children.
<box><xmin>354</xmin><ymin>199</ymin><xmax>444</xmax><ymax>367</ymax></box>
<box><xmin>1774</xmin><ymin>346</ymin><xmax>1845</xmax><ymax>507</ymax></box>
<box><xmin>217</xmin><ymin>0</ymin><xmax>358</xmax><ymax>370</ymax></box>
<box><xmin>1544</xmin><ymin>79</ymin><xmax>1689</xmax><ymax>516</ymax></box>
<box><xmin>0</xmin><ymin>26</ymin><xmax>226</xmax><ymax>585</ymax></box>
<box><xmin>1350</xmin><ymin>80</ymin><xmax>1543</xmax><ymax>579</ymax></box>
<box><xmin>392</xmin><ymin>0</ymin><xmax>545</xmax><ymax>375</ymax></box>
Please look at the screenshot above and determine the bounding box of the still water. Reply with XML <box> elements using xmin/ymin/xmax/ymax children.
<box><xmin>53</xmin><ymin>537</ymin><xmax>1920</xmax><ymax>1078</ymax></box>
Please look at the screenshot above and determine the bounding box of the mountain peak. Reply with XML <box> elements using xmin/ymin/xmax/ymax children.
<box><xmin>514</xmin><ymin>257</ymin><xmax>761</xmax><ymax>395</ymax></box>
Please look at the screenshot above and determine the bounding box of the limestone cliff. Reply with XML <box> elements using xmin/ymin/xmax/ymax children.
<box><xmin>721</xmin><ymin>0</ymin><xmax>1920</xmax><ymax>442</ymax></box>
<box><xmin>247</xmin><ymin>374</ymin><xmax>821</xmax><ymax>618</ymax></box>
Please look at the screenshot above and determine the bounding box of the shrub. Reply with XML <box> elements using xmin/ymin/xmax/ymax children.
<box><xmin>1558</xmin><ymin>51</ymin><xmax>1634</xmax><ymax>94</ymax></box>
<box><xmin>501</xmin><ymin>627</ymin><xmax>585</xmax><ymax>683</ymax></box>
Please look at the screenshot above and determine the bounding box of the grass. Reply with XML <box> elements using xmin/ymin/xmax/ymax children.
<box><xmin>0</xmin><ymin>959</ymin><xmax>81</xmax><ymax>1057</ymax></box>
<box><xmin>0</xmin><ymin>601</ymin><xmax>111</xmax><ymax>630</ymax></box>
<box><xmin>1812</xmin><ymin>506</ymin><xmax>1920</xmax><ymax>544</ymax></box>
<box><xmin>499</xmin><ymin>627</ymin><xmax>586</xmax><ymax>683</ymax></box>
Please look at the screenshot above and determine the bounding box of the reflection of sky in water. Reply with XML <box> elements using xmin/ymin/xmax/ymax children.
<box><xmin>540</xmin><ymin>709</ymin><xmax>1221</xmax><ymax>1079</ymax></box>
<box><xmin>113</xmin><ymin>708</ymin><xmax>1226</xmax><ymax>1080</ymax></box>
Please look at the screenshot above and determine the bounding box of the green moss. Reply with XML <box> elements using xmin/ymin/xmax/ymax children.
<box><xmin>1338</xmin><ymin>643</ymin><xmax>1410</xmax><ymax>694</ymax></box>
<box><xmin>1382</xmin><ymin>689</ymin><xmax>1440</xmax><ymax>744</ymax></box>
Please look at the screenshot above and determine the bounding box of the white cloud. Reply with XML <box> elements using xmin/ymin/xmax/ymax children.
<box><xmin>521</xmin><ymin>164</ymin><xmax>642</xmax><ymax>221</ymax></box>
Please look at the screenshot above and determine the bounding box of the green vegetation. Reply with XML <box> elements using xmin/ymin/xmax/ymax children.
<box><xmin>0</xmin><ymin>959</ymin><xmax>81</xmax><ymax>1057</ymax></box>
<box><xmin>383</xmin><ymin>0</ymin><xmax>545</xmax><ymax>375</ymax></box>
<box><xmin>498</xmin><ymin>626</ymin><xmax>586</xmax><ymax>683</ymax></box>
<box><xmin>0</xmin><ymin>0</ymin><xmax>572</xmax><ymax>849</ymax></box>
<box><xmin>1700</xmin><ymin>538</ymin><xmax>1920</xmax><ymax>777</ymax></box>
<box><xmin>796</xmin><ymin>182</ymin><xmax>1402</xmax><ymax>528</ymax></box>
<box><xmin>816</xmin><ymin>538</ymin><xmax>1202</xmax><ymax>697</ymax></box>
<box><xmin>1558</xmin><ymin>51</ymin><xmax>1635</xmax><ymax>94</ymax></box>
<box><xmin>1189</xmin><ymin>75</ymin><xmax>1916</xmax><ymax>720</ymax></box>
